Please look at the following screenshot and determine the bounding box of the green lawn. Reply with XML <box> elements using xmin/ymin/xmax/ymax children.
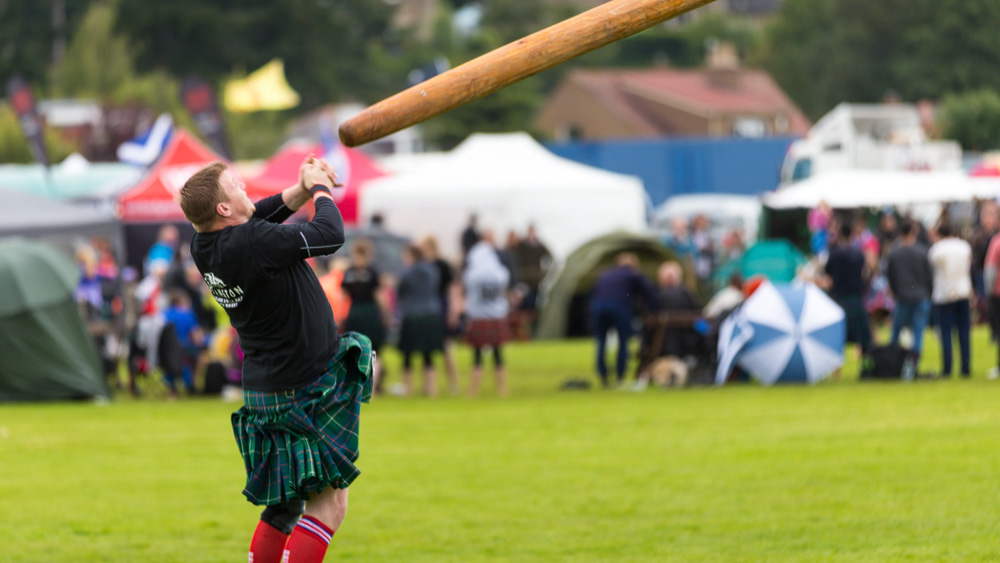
<box><xmin>2</xmin><ymin>332</ymin><xmax>999</xmax><ymax>562</ymax></box>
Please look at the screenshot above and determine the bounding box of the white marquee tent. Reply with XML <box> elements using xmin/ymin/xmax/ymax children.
<box><xmin>361</xmin><ymin>132</ymin><xmax>648</xmax><ymax>262</ymax></box>
<box><xmin>764</xmin><ymin>170</ymin><xmax>1000</xmax><ymax>210</ymax></box>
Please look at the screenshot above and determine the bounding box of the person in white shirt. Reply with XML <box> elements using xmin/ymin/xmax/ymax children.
<box><xmin>463</xmin><ymin>238</ymin><xmax>512</xmax><ymax>396</ymax></box>
<box><xmin>703</xmin><ymin>273</ymin><xmax>744</xmax><ymax>320</ymax></box>
<box><xmin>927</xmin><ymin>223</ymin><xmax>973</xmax><ymax>377</ymax></box>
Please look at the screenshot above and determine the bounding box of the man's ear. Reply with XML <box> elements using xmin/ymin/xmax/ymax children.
<box><xmin>216</xmin><ymin>201</ymin><xmax>231</xmax><ymax>218</ymax></box>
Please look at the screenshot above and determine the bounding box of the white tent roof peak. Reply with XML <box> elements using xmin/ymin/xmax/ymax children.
<box><xmin>452</xmin><ymin>131</ymin><xmax>549</xmax><ymax>161</ymax></box>
<box><xmin>360</xmin><ymin>131</ymin><xmax>648</xmax><ymax>262</ymax></box>
<box><xmin>58</xmin><ymin>153</ymin><xmax>91</xmax><ymax>173</ymax></box>
<box><xmin>397</xmin><ymin>131</ymin><xmax>642</xmax><ymax>193</ymax></box>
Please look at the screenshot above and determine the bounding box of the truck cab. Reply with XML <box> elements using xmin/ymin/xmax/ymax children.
<box><xmin>780</xmin><ymin>103</ymin><xmax>962</xmax><ymax>185</ymax></box>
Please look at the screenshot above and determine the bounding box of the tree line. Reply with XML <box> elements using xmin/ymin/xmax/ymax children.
<box><xmin>2</xmin><ymin>0</ymin><xmax>1000</xmax><ymax>160</ymax></box>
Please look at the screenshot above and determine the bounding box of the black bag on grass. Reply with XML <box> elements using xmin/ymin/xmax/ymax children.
<box><xmin>860</xmin><ymin>344</ymin><xmax>910</xmax><ymax>380</ymax></box>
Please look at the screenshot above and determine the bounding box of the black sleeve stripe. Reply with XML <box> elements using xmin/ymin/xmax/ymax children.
<box><xmin>299</xmin><ymin>231</ymin><xmax>312</xmax><ymax>258</ymax></box>
<box><xmin>262</xmin><ymin>204</ymin><xmax>289</xmax><ymax>221</ymax></box>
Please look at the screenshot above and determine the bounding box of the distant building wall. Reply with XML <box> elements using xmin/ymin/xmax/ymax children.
<box><xmin>546</xmin><ymin>136</ymin><xmax>799</xmax><ymax>206</ymax></box>
<box><xmin>536</xmin><ymin>81</ymin><xmax>645</xmax><ymax>140</ymax></box>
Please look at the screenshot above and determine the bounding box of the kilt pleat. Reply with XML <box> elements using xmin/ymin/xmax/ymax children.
<box><xmin>398</xmin><ymin>313</ymin><xmax>444</xmax><ymax>353</ymax></box>
<box><xmin>232</xmin><ymin>332</ymin><xmax>373</xmax><ymax>505</ymax></box>
<box><xmin>465</xmin><ymin>318</ymin><xmax>510</xmax><ymax>348</ymax></box>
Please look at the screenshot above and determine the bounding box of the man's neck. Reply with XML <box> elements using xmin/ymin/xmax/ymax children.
<box><xmin>199</xmin><ymin>216</ymin><xmax>246</xmax><ymax>233</ymax></box>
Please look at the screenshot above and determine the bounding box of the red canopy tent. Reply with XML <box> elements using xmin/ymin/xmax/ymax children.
<box><xmin>245</xmin><ymin>141</ymin><xmax>386</xmax><ymax>226</ymax></box>
<box><xmin>970</xmin><ymin>160</ymin><xmax>1000</xmax><ymax>177</ymax></box>
<box><xmin>118</xmin><ymin>129</ymin><xmax>237</xmax><ymax>223</ymax></box>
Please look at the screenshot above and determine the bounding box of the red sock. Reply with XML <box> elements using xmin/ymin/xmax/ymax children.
<box><xmin>249</xmin><ymin>520</ymin><xmax>289</xmax><ymax>563</ymax></box>
<box><xmin>281</xmin><ymin>515</ymin><xmax>334</xmax><ymax>563</ymax></box>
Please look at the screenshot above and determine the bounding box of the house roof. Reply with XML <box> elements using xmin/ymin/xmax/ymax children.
<box><xmin>563</xmin><ymin>67</ymin><xmax>811</xmax><ymax>136</ymax></box>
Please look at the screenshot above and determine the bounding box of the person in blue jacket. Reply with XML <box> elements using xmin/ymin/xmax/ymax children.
<box><xmin>590</xmin><ymin>252</ymin><xmax>657</xmax><ymax>387</ymax></box>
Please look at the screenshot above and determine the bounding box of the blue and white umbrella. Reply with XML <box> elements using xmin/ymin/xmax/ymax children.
<box><xmin>716</xmin><ymin>281</ymin><xmax>845</xmax><ymax>385</ymax></box>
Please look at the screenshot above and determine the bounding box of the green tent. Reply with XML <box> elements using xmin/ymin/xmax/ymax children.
<box><xmin>711</xmin><ymin>240</ymin><xmax>808</xmax><ymax>292</ymax></box>
<box><xmin>0</xmin><ymin>239</ymin><xmax>109</xmax><ymax>402</ymax></box>
<box><xmin>535</xmin><ymin>231</ymin><xmax>678</xmax><ymax>340</ymax></box>
<box><xmin>739</xmin><ymin>239</ymin><xmax>807</xmax><ymax>284</ymax></box>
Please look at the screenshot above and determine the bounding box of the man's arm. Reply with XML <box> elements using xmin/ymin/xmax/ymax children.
<box><xmin>296</xmin><ymin>197</ymin><xmax>345</xmax><ymax>259</ymax></box>
<box><xmin>251</xmin><ymin>193</ymin><xmax>296</xmax><ymax>224</ymax></box>
<box><xmin>814</xmin><ymin>250</ymin><xmax>835</xmax><ymax>290</ymax></box>
<box><xmin>984</xmin><ymin>236</ymin><xmax>1000</xmax><ymax>297</ymax></box>
<box><xmin>633</xmin><ymin>271</ymin><xmax>659</xmax><ymax>311</ymax></box>
<box><xmin>922</xmin><ymin>253</ymin><xmax>934</xmax><ymax>296</ymax></box>
<box><xmin>250</xmin><ymin>161</ymin><xmax>346</xmax><ymax>271</ymax></box>
<box><xmin>253</xmin><ymin>154</ymin><xmax>336</xmax><ymax>224</ymax></box>
<box><xmin>286</xmin><ymin>161</ymin><xmax>344</xmax><ymax>260</ymax></box>
<box><xmin>884</xmin><ymin>253</ymin><xmax>898</xmax><ymax>298</ymax></box>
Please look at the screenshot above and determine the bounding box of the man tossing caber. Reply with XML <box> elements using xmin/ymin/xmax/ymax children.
<box><xmin>179</xmin><ymin>156</ymin><xmax>372</xmax><ymax>563</ymax></box>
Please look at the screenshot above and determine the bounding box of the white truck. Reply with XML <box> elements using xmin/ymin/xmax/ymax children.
<box><xmin>779</xmin><ymin>103</ymin><xmax>962</xmax><ymax>185</ymax></box>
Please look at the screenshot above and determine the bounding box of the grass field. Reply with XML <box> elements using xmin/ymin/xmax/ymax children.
<box><xmin>2</xmin><ymin>330</ymin><xmax>1000</xmax><ymax>562</ymax></box>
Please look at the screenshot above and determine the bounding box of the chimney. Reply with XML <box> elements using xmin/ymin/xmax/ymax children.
<box><xmin>706</xmin><ymin>41</ymin><xmax>740</xmax><ymax>90</ymax></box>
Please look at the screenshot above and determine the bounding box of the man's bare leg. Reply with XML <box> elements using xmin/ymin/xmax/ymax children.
<box><xmin>495</xmin><ymin>367</ymin><xmax>507</xmax><ymax>397</ymax></box>
<box><xmin>443</xmin><ymin>340</ymin><xmax>459</xmax><ymax>395</ymax></box>
<box><xmin>402</xmin><ymin>367</ymin><xmax>413</xmax><ymax>396</ymax></box>
<box><xmin>469</xmin><ymin>365</ymin><xmax>483</xmax><ymax>397</ymax></box>
<box><xmin>282</xmin><ymin>487</ymin><xmax>348</xmax><ymax>562</ymax></box>
<box><xmin>305</xmin><ymin>486</ymin><xmax>349</xmax><ymax>532</ymax></box>
<box><xmin>424</xmin><ymin>366</ymin><xmax>438</xmax><ymax>397</ymax></box>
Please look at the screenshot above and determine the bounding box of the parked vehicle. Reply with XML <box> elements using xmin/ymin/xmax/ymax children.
<box><xmin>652</xmin><ymin>193</ymin><xmax>762</xmax><ymax>246</ymax></box>
<box><xmin>779</xmin><ymin>103</ymin><xmax>962</xmax><ymax>185</ymax></box>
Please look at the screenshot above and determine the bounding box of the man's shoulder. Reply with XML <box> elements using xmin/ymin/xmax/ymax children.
<box><xmin>194</xmin><ymin>224</ymin><xmax>244</xmax><ymax>251</ymax></box>
<box><xmin>829</xmin><ymin>244</ymin><xmax>858</xmax><ymax>259</ymax></box>
<box><xmin>828</xmin><ymin>245</ymin><xmax>863</xmax><ymax>270</ymax></box>
<box><xmin>890</xmin><ymin>244</ymin><xmax>922</xmax><ymax>258</ymax></box>
<box><xmin>936</xmin><ymin>237</ymin><xmax>971</xmax><ymax>254</ymax></box>
<box><xmin>220</xmin><ymin>219</ymin><xmax>284</xmax><ymax>247</ymax></box>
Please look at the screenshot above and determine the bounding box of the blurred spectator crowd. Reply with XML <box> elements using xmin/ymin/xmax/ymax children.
<box><xmin>73</xmin><ymin>214</ymin><xmax>552</xmax><ymax>399</ymax></box>
<box><xmin>70</xmin><ymin>197</ymin><xmax>1000</xmax><ymax>397</ymax></box>
<box><xmin>604</xmin><ymin>199</ymin><xmax>1000</xmax><ymax>390</ymax></box>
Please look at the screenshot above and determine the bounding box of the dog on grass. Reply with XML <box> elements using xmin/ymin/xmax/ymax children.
<box><xmin>649</xmin><ymin>356</ymin><xmax>688</xmax><ymax>388</ymax></box>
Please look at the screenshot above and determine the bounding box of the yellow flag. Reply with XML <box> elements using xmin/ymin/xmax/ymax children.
<box><xmin>224</xmin><ymin>59</ymin><xmax>300</xmax><ymax>113</ymax></box>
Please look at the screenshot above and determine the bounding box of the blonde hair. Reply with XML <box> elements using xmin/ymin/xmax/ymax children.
<box><xmin>75</xmin><ymin>244</ymin><xmax>98</xmax><ymax>276</ymax></box>
<box><xmin>179</xmin><ymin>161</ymin><xmax>228</xmax><ymax>229</ymax></box>
<box><xmin>351</xmin><ymin>238</ymin><xmax>374</xmax><ymax>266</ymax></box>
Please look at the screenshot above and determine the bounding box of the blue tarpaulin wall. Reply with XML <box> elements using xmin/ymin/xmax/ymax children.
<box><xmin>546</xmin><ymin>136</ymin><xmax>799</xmax><ymax>207</ymax></box>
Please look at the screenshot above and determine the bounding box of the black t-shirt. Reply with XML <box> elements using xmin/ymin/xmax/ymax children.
<box><xmin>461</xmin><ymin>227</ymin><xmax>479</xmax><ymax>256</ymax></box>
<box><xmin>342</xmin><ymin>265</ymin><xmax>380</xmax><ymax>303</ymax></box>
<box><xmin>190</xmin><ymin>194</ymin><xmax>345</xmax><ymax>391</ymax></box>
<box><xmin>657</xmin><ymin>285</ymin><xmax>702</xmax><ymax>312</ymax></box>
<box><xmin>824</xmin><ymin>243</ymin><xmax>866</xmax><ymax>298</ymax></box>
<box><xmin>432</xmin><ymin>258</ymin><xmax>454</xmax><ymax>297</ymax></box>
<box><xmin>886</xmin><ymin>243</ymin><xmax>933</xmax><ymax>303</ymax></box>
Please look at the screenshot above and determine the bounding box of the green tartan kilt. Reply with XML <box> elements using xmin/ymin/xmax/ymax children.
<box><xmin>232</xmin><ymin>332</ymin><xmax>374</xmax><ymax>506</ymax></box>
